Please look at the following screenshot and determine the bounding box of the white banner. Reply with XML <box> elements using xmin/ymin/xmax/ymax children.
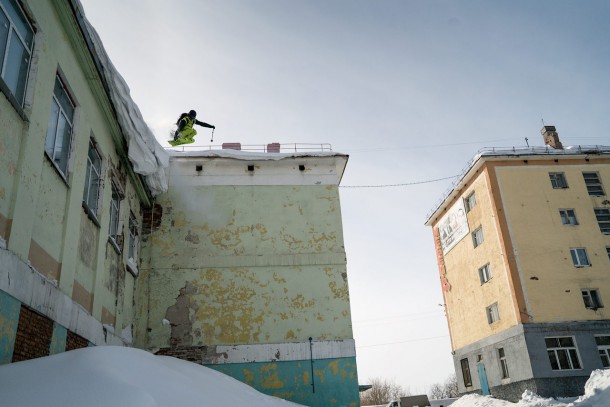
<box><xmin>437</xmin><ymin>199</ymin><xmax>469</xmax><ymax>255</ymax></box>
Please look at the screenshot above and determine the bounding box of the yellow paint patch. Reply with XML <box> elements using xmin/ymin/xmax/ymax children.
<box><xmin>0</xmin><ymin>187</ymin><xmax>5</xmax><ymax>200</ymax></box>
<box><xmin>261</xmin><ymin>364</ymin><xmax>284</xmax><ymax>389</ymax></box>
<box><xmin>243</xmin><ymin>369</ymin><xmax>254</xmax><ymax>384</ymax></box>
<box><xmin>285</xmin><ymin>330</ymin><xmax>296</xmax><ymax>340</ymax></box>
<box><xmin>303</xmin><ymin>370</ymin><xmax>310</xmax><ymax>385</ymax></box>
<box><xmin>328</xmin><ymin>360</ymin><xmax>339</xmax><ymax>375</ymax></box>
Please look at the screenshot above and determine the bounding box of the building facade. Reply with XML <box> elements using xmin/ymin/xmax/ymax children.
<box><xmin>0</xmin><ymin>0</ymin><xmax>166</xmax><ymax>363</ymax></box>
<box><xmin>135</xmin><ymin>149</ymin><xmax>360</xmax><ymax>407</ymax></box>
<box><xmin>426</xmin><ymin>127</ymin><xmax>610</xmax><ymax>401</ymax></box>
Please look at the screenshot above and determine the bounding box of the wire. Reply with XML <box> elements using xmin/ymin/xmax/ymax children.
<box><xmin>356</xmin><ymin>334</ymin><xmax>450</xmax><ymax>349</ymax></box>
<box><xmin>342</xmin><ymin>138</ymin><xmax>517</xmax><ymax>153</ymax></box>
<box><xmin>340</xmin><ymin>174</ymin><xmax>460</xmax><ymax>188</ymax></box>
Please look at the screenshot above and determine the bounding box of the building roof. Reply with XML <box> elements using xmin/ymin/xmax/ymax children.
<box><xmin>425</xmin><ymin>144</ymin><xmax>610</xmax><ymax>226</ymax></box>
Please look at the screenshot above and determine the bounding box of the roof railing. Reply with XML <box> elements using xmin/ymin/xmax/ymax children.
<box><xmin>425</xmin><ymin>144</ymin><xmax>610</xmax><ymax>222</ymax></box>
<box><xmin>167</xmin><ymin>142</ymin><xmax>333</xmax><ymax>153</ymax></box>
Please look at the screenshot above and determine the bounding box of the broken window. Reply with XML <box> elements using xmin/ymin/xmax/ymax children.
<box><xmin>594</xmin><ymin>208</ymin><xmax>610</xmax><ymax>235</ymax></box>
<box><xmin>108</xmin><ymin>181</ymin><xmax>122</xmax><ymax>251</ymax></box>
<box><xmin>545</xmin><ymin>337</ymin><xmax>582</xmax><ymax>370</ymax></box>
<box><xmin>45</xmin><ymin>75</ymin><xmax>75</xmax><ymax>178</ymax></box>
<box><xmin>460</xmin><ymin>358</ymin><xmax>472</xmax><ymax>387</ymax></box>
<box><xmin>478</xmin><ymin>263</ymin><xmax>492</xmax><ymax>284</ymax></box>
<box><xmin>559</xmin><ymin>209</ymin><xmax>578</xmax><ymax>226</ymax></box>
<box><xmin>82</xmin><ymin>139</ymin><xmax>102</xmax><ymax>220</ymax></box>
<box><xmin>581</xmin><ymin>289</ymin><xmax>603</xmax><ymax>310</ymax></box>
<box><xmin>0</xmin><ymin>0</ymin><xmax>34</xmax><ymax>106</ymax></box>
<box><xmin>570</xmin><ymin>248</ymin><xmax>591</xmax><ymax>267</ymax></box>
<box><xmin>472</xmin><ymin>226</ymin><xmax>484</xmax><ymax>248</ymax></box>
<box><xmin>549</xmin><ymin>172</ymin><xmax>568</xmax><ymax>189</ymax></box>
<box><xmin>498</xmin><ymin>348</ymin><xmax>509</xmax><ymax>379</ymax></box>
<box><xmin>595</xmin><ymin>335</ymin><xmax>610</xmax><ymax>368</ymax></box>
<box><xmin>464</xmin><ymin>192</ymin><xmax>477</xmax><ymax>213</ymax></box>
<box><xmin>486</xmin><ymin>302</ymin><xmax>500</xmax><ymax>324</ymax></box>
<box><xmin>583</xmin><ymin>172</ymin><xmax>605</xmax><ymax>196</ymax></box>
<box><xmin>127</xmin><ymin>213</ymin><xmax>139</xmax><ymax>276</ymax></box>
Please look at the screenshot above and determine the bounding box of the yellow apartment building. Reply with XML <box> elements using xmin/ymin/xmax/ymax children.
<box><xmin>426</xmin><ymin>126</ymin><xmax>610</xmax><ymax>401</ymax></box>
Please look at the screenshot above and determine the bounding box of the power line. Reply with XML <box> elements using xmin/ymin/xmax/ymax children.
<box><xmin>356</xmin><ymin>334</ymin><xmax>450</xmax><ymax>349</ymax></box>
<box><xmin>340</xmin><ymin>174</ymin><xmax>459</xmax><ymax>188</ymax></box>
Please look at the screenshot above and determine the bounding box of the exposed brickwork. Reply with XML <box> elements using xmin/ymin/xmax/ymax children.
<box><xmin>155</xmin><ymin>346</ymin><xmax>207</xmax><ymax>364</ymax></box>
<box><xmin>66</xmin><ymin>330</ymin><xmax>89</xmax><ymax>351</ymax></box>
<box><xmin>12</xmin><ymin>306</ymin><xmax>53</xmax><ymax>362</ymax></box>
<box><xmin>141</xmin><ymin>203</ymin><xmax>163</xmax><ymax>234</ymax></box>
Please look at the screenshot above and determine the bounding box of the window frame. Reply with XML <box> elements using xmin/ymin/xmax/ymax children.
<box><xmin>464</xmin><ymin>192</ymin><xmax>477</xmax><ymax>213</ymax></box>
<box><xmin>595</xmin><ymin>335</ymin><xmax>610</xmax><ymax>368</ymax></box>
<box><xmin>108</xmin><ymin>180</ymin><xmax>123</xmax><ymax>252</ymax></box>
<box><xmin>545</xmin><ymin>336</ymin><xmax>582</xmax><ymax>371</ymax></box>
<box><xmin>549</xmin><ymin>172</ymin><xmax>568</xmax><ymax>189</ymax></box>
<box><xmin>559</xmin><ymin>209</ymin><xmax>578</xmax><ymax>226</ymax></box>
<box><xmin>498</xmin><ymin>348</ymin><xmax>509</xmax><ymax>379</ymax></box>
<box><xmin>82</xmin><ymin>139</ymin><xmax>102</xmax><ymax>224</ymax></box>
<box><xmin>478</xmin><ymin>263</ymin><xmax>492</xmax><ymax>285</ymax></box>
<box><xmin>486</xmin><ymin>302</ymin><xmax>500</xmax><ymax>324</ymax></box>
<box><xmin>0</xmin><ymin>0</ymin><xmax>34</xmax><ymax>107</ymax></box>
<box><xmin>583</xmin><ymin>172</ymin><xmax>605</xmax><ymax>196</ymax></box>
<box><xmin>472</xmin><ymin>226</ymin><xmax>484</xmax><ymax>248</ymax></box>
<box><xmin>126</xmin><ymin>212</ymin><xmax>139</xmax><ymax>276</ymax></box>
<box><xmin>44</xmin><ymin>75</ymin><xmax>75</xmax><ymax>179</ymax></box>
<box><xmin>570</xmin><ymin>247</ymin><xmax>591</xmax><ymax>268</ymax></box>
<box><xmin>460</xmin><ymin>358</ymin><xmax>472</xmax><ymax>387</ymax></box>
<box><xmin>581</xmin><ymin>289</ymin><xmax>603</xmax><ymax>310</ymax></box>
<box><xmin>594</xmin><ymin>208</ymin><xmax>610</xmax><ymax>235</ymax></box>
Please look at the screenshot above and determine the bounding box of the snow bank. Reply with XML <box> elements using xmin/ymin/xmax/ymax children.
<box><xmin>169</xmin><ymin>148</ymin><xmax>348</xmax><ymax>161</ymax></box>
<box><xmin>74</xmin><ymin>1</ymin><xmax>169</xmax><ymax>196</ymax></box>
<box><xmin>450</xmin><ymin>369</ymin><xmax>610</xmax><ymax>407</ymax></box>
<box><xmin>0</xmin><ymin>346</ymin><xmax>303</xmax><ymax>407</ymax></box>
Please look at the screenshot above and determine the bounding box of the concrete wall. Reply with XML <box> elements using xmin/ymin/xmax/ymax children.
<box><xmin>0</xmin><ymin>0</ymin><xmax>149</xmax><ymax>362</ymax></box>
<box><xmin>137</xmin><ymin>153</ymin><xmax>359</xmax><ymax>406</ymax></box>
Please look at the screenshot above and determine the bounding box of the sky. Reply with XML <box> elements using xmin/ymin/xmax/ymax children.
<box><xmin>1</xmin><ymin>346</ymin><xmax>609</xmax><ymax>406</ymax></box>
<box><xmin>79</xmin><ymin>0</ymin><xmax>610</xmax><ymax>393</ymax></box>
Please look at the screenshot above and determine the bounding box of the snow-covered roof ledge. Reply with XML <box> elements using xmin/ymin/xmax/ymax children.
<box><xmin>71</xmin><ymin>0</ymin><xmax>169</xmax><ymax>196</ymax></box>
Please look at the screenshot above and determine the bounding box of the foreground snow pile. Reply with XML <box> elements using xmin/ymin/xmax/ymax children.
<box><xmin>451</xmin><ymin>369</ymin><xmax>610</xmax><ymax>407</ymax></box>
<box><xmin>0</xmin><ymin>346</ymin><xmax>303</xmax><ymax>407</ymax></box>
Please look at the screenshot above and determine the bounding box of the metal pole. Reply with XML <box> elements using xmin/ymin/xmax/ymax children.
<box><xmin>309</xmin><ymin>337</ymin><xmax>315</xmax><ymax>393</ymax></box>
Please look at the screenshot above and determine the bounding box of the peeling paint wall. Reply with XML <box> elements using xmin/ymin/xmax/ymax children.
<box><xmin>0</xmin><ymin>0</ymin><xmax>149</xmax><ymax>359</ymax></box>
<box><xmin>138</xmin><ymin>154</ymin><xmax>359</xmax><ymax>406</ymax></box>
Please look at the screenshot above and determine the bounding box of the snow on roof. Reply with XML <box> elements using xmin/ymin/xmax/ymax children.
<box><xmin>0</xmin><ymin>346</ymin><xmax>304</xmax><ymax>407</ymax></box>
<box><xmin>168</xmin><ymin>148</ymin><xmax>349</xmax><ymax>161</ymax></box>
<box><xmin>73</xmin><ymin>1</ymin><xmax>169</xmax><ymax>196</ymax></box>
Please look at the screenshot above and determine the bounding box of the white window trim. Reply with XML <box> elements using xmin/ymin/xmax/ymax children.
<box><xmin>44</xmin><ymin>75</ymin><xmax>76</xmax><ymax>179</ymax></box>
<box><xmin>498</xmin><ymin>348</ymin><xmax>509</xmax><ymax>379</ymax></box>
<box><xmin>545</xmin><ymin>336</ymin><xmax>582</xmax><ymax>371</ymax></box>
<box><xmin>486</xmin><ymin>302</ymin><xmax>500</xmax><ymax>324</ymax></box>
<box><xmin>472</xmin><ymin>226</ymin><xmax>484</xmax><ymax>248</ymax></box>
<box><xmin>108</xmin><ymin>179</ymin><xmax>124</xmax><ymax>253</ymax></box>
<box><xmin>559</xmin><ymin>209</ymin><xmax>578</xmax><ymax>226</ymax></box>
<box><xmin>464</xmin><ymin>191</ymin><xmax>477</xmax><ymax>213</ymax></box>
<box><xmin>126</xmin><ymin>213</ymin><xmax>139</xmax><ymax>277</ymax></box>
<box><xmin>595</xmin><ymin>335</ymin><xmax>610</xmax><ymax>368</ymax></box>
<box><xmin>570</xmin><ymin>247</ymin><xmax>591</xmax><ymax>268</ymax></box>
<box><xmin>581</xmin><ymin>289</ymin><xmax>603</xmax><ymax>310</ymax></box>
<box><xmin>82</xmin><ymin>138</ymin><xmax>103</xmax><ymax>223</ymax></box>
<box><xmin>549</xmin><ymin>172</ymin><xmax>568</xmax><ymax>189</ymax></box>
<box><xmin>479</xmin><ymin>263</ymin><xmax>492</xmax><ymax>284</ymax></box>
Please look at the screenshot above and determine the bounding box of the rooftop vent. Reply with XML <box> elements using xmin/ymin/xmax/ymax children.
<box><xmin>541</xmin><ymin>125</ymin><xmax>563</xmax><ymax>150</ymax></box>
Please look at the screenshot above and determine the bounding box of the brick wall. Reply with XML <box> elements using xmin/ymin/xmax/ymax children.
<box><xmin>142</xmin><ymin>203</ymin><xmax>163</xmax><ymax>234</ymax></box>
<box><xmin>12</xmin><ymin>306</ymin><xmax>53</xmax><ymax>362</ymax></box>
<box><xmin>155</xmin><ymin>345</ymin><xmax>207</xmax><ymax>363</ymax></box>
<box><xmin>66</xmin><ymin>330</ymin><xmax>89</xmax><ymax>351</ymax></box>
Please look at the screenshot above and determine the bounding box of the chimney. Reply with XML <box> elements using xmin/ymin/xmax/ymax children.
<box><xmin>541</xmin><ymin>125</ymin><xmax>563</xmax><ymax>150</ymax></box>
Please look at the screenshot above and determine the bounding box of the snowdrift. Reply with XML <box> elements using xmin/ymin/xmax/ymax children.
<box><xmin>0</xmin><ymin>346</ymin><xmax>303</xmax><ymax>407</ymax></box>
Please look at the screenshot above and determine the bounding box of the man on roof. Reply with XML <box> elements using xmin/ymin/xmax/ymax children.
<box><xmin>169</xmin><ymin>110</ymin><xmax>215</xmax><ymax>146</ymax></box>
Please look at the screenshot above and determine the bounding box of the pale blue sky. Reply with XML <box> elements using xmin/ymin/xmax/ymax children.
<box><xmin>81</xmin><ymin>0</ymin><xmax>610</xmax><ymax>392</ymax></box>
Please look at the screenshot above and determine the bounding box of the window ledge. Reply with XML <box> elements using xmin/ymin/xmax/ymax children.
<box><xmin>44</xmin><ymin>152</ymin><xmax>70</xmax><ymax>186</ymax></box>
<box><xmin>82</xmin><ymin>201</ymin><xmax>100</xmax><ymax>227</ymax></box>
<box><xmin>126</xmin><ymin>259</ymin><xmax>138</xmax><ymax>277</ymax></box>
<box><xmin>0</xmin><ymin>78</ymin><xmax>28</xmax><ymax>121</ymax></box>
<box><xmin>108</xmin><ymin>236</ymin><xmax>121</xmax><ymax>254</ymax></box>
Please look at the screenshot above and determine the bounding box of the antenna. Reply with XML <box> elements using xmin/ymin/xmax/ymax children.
<box><xmin>541</xmin><ymin>118</ymin><xmax>545</xmax><ymax>126</ymax></box>
<box><xmin>525</xmin><ymin>137</ymin><xmax>529</xmax><ymax>147</ymax></box>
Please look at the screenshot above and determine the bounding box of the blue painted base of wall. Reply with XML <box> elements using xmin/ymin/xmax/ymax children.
<box><xmin>207</xmin><ymin>356</ymin><xmax>359</xmax><ymax>407</ymax></box>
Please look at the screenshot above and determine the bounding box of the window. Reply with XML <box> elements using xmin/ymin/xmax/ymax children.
<box><xmin>0</xmin><ymin>0</ymin><xmax>34</xmax><ymax>106</ymax></box>
<box><xmin>607</xmin><ymin>247</ymin><xmax>610</xmax><ymax>261</ymax></box>
<box><xmin>478</xmin><ymin>263</ymin><xmax>492</xmax><ymax>284</ymax></box>
<box><xmin>460</xmin><ymin>358</ymin><xmax>472</xmax><ymax>387</ymax></box>
<box><xmin>545</xmin><ymin>337</ymin><xmax>582</xmax><ymax>370</ymax></box>
<box><xmin>570</xmin><ymin>248</ymin><xmax>591</xmax><ymax>267</ymax></box>
<box><xmin>108</xmin><ymin>181</ymin><xmax>121</xmax><ymax>249</ymax></box>
<box><xmin>595</xmin><ymin>209</ymin><xmax>610</xmax><ymax>235</ymax></box>
<box><xmin>559</xmin><ymin>209</ymin><xmax>578</xmax><ymax>226</ymax></box>
<box><xmin>486</xmin><ymin>302</ymin><xmax>500</xmax><ymax>324</ymax></box>
<box><xmin>581</xmin><ymin>289</ymin><xmax>603</xmax><ymax>310</ymax></box>
<box><xmin>472</xmin><ymin>226</ymin><xmax>484</xmax><ymax>248</ymax></box>
<box><xmin>127</xmin><ymin>213</ymin><xmax>139</xmax><ymax>276</ymax></box>
<box><xmin>498</xmin><ymin>348</ymin><xmax>509</xmax><ymax>379</ymax></box>
<box><xmin>465</xmin><ymin>192</ymin><xmax>477</xmax><ymax>213</ymax></box>
<box><xmin>595</xmin><ymin>335</ymin><xmax>610</xmax><ymax>368</ymax></box>
<box><xmin>45</xmin><ymin>76</ymin><xmax>75</xmax><ymax>177</ymax></box>
<box><xmin>549</xmin><ymin>172</ymin><xmax>568</xmax><ymax>189</ymax></box>
<box><xmin>583</xmin><ymin>172</ymin><xmax>605</xmax><ymax>196</ymax></box>
<box><xmin>82</xmin><ymin>140</ymin><xmax>102</xmax><ymax>219</ymax></box>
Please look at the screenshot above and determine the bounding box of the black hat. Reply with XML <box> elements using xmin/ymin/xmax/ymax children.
<box><xmin>188</xmin><ymin>110</ymin><xmax>197</xmax><ymax>118</ymax></box>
